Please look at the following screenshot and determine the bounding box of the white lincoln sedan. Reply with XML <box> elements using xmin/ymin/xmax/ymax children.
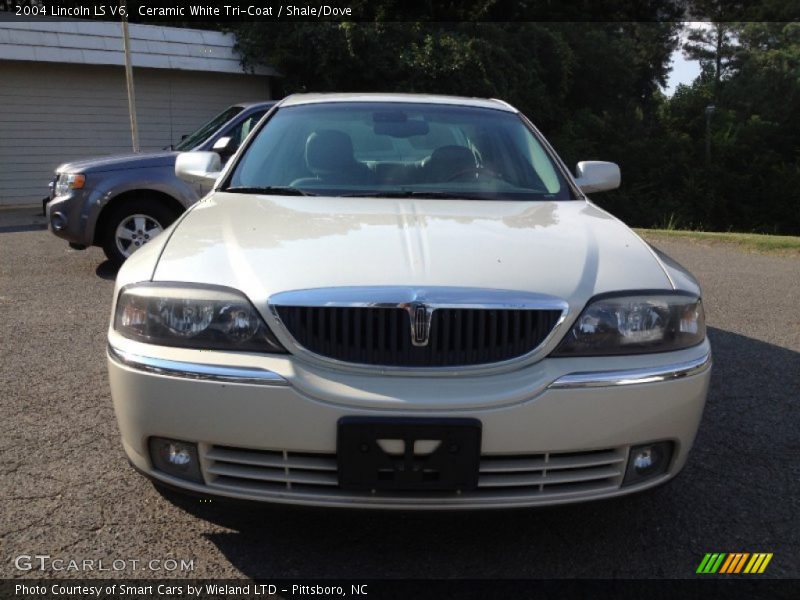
<box><xmin>107</xmin><ymin>93</ymin><xmax>711</xmax><ymax>509</ymax></box>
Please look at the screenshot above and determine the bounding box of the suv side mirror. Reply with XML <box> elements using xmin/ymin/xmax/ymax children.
<box><xmin>574</xmin><ymin>161</ymin><xmax>621</xmax><ymax>194</ymax></box>
<box><xmin>175</xmin><ymin>152</ymin><xmax>222</xmax><ymax>187</ymax></box>
<box><xmin>212</xmin><ymin>136</ymin><xmax>234</xmax><ymax>153</ymax></box>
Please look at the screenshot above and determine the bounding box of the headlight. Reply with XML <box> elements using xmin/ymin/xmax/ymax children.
<box><xmin>114</xmin><ymin>284</ymin><xmax>287</xmax><ymax>353</ymax></box>
<box><xmin>552</xmin><ymin>293</ymin><xmax>705</xmax><ymax>356</ymax></box>
<box><xmin>54</xmin><ymin>173</ymin><xmax>85</xmax><ymax>196</ymax></box>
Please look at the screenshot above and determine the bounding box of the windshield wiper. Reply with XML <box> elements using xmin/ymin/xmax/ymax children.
<box><xmin>223</xmin><ymin>186</ymin><xmax>315</xmax><ymax>196</ymax></box>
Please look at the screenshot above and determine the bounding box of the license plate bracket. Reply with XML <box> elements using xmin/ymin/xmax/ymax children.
<box><xmin>337</xmin><ymin>417</ymin><xmax>482</xmax><ymax>491</ymax></box>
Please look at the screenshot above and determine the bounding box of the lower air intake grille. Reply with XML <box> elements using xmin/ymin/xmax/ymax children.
<box><xmin>205</xmin><ymin>446</ymin><xmax>338</xmax><ymax>491</ymax></box>
<box><xmin>204</xmin><ymin>445</ymin><xmax>626</xmax><ymax>500</ymax></box>
<box><xmin>274</xmin><ymin>306</ymin><xmax>562</xmax><ymax>367</ymax></box>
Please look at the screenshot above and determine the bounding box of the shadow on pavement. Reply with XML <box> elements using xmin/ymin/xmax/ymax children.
<box><xmin>157</xmin><ymin>327</ymin><xmax>798</xmax><ymax>579</ymax></box>
<box><xmin>95</xmin><ymin>260</ymin><xmax>120</xmax><ymax>280</ymax></box>
<box><xmin>0</xmin><ymin>207</ymin><xmax>47</xmax><ymax>233</ymax></box>
<box><xmin>0</xmin><ymin>224</ymin><xmax>47</xmax><ymax>233</ymax></box>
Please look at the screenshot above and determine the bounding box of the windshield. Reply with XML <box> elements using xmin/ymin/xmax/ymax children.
<box><xmin>174</xmin><ymin>106</ymin><xmax>243</xmax><ymax>151</ymax></box>
<box><xmin>226</xmin><ymin>102</ymin><xmax>573</xmax><ymax>200</ymax></box>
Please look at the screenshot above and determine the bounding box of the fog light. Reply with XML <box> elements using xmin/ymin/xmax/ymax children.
<box><xmin>51</xmin><ymin>212</ymin><xmax>67</xmax><ymax>231</ymax></box>
<box><xmin>167</xmin><ymin>445</ymin><xmax>192</xmax><ymax>465</ymax></box>
<box><xmin>633</xmin><ymin>449</ymin><xmax>655</xmax><ymax>471</ymax></box>
<box><xmin>148</xmin><ymin>437</ymin><xmax>203</xmax><ymax>483</ymax></box>
<box><xmin>622</xmin><ymin>441</ymin><xmax>673</xmax><ymax>486</ymax></box>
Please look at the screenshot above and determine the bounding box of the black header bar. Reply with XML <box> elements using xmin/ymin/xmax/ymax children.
<box><xmin>2</xmin><ymin>0</ymin><xmax>799</xmax><ymax>23</ymax></box>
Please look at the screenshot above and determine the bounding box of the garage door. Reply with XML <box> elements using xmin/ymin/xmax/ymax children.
<box><xmin>0</xmin><ymin>60</ymin><xmax>271</xmax><ymax>206</ymax></box>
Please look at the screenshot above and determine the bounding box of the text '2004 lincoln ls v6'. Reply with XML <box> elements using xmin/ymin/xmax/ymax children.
<box><xmin>107</xmin><ymin>93</ymin><xmax>711</xmax><ymax>509</ymax></box>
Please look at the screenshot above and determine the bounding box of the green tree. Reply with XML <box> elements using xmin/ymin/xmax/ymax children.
<box><xmin>683</xmin><ymin>22</ymin><xmax>738</xmax><ymax>97</ymax></box>
<box><xmin>663</xmin><ymin>20</ymin><xmax>800</xmax><ymax>233</ymax></box>
<box><xmin>227</xmin><ymin>8</ymin><xmax>800</xmax><ymax>234</ymax></box>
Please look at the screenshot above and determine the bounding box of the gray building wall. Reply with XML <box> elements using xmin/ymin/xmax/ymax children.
<box><xmin>0</xmin><ymin>21</ymin><xmax>275</xmax><ymax>206</ymax></box>
<box><xmin>0</xmin><ymin>60</ymin><xmax>270</xmax><ymax>205</ymax></box>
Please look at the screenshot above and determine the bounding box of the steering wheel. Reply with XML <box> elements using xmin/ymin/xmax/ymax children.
<box><xmin>446</xmin><ymin>166</ymin><xmax>504</xmax><ymax>182</ymax></box>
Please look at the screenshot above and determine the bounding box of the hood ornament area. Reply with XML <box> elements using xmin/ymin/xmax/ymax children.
<box><xmin>266</xmin><ymin>286</ymin><xmax>569</xmax><ymax>373</ymax></box>
<box><xmin>409</xmin><ymin>303</ymin><xmax>433</xmax><ymax>347</ymax></box>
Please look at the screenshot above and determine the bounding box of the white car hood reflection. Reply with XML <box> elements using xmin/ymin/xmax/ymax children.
<box><xmin>153</xmin><ymin>193</ymin><xmax>673</xmax><ymax>312</ymax></box>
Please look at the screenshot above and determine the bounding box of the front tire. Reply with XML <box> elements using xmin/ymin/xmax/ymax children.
<box><xmin>101</xmin><ymin>199</ymin><xmax>179</xmax><ymax>265</ymax></box>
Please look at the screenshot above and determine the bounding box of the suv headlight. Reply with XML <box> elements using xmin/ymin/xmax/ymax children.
<box><xmin>54</xmin><ymin>173</ymin><xmax>85</xmax><ymax>196</ymax></box>
<box><xmin>114</xmin><ymin>284</ymin><xmax>287</xmax><ymax>353</ymax></box>
<box><xmin>552</xmin><ymin>292</ymin><xmax>705</xmax><ymax>356</ymax></box>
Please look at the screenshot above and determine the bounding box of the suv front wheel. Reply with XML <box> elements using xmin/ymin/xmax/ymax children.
<box><xmin>101</xmin><ymin>199</ymin><xmax>179</xmax><ymax>265</ymax></box>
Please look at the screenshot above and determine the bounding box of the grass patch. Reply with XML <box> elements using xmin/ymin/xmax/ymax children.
<box><xmin>636</xmin><ymin>229</ymin><xmax>800</xmax><ymax>254</ymax></box>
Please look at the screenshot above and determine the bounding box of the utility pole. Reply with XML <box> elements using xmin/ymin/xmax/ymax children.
<box><xmin>120</xmin><ymin>0</ymin><xmax>140</xmax><ymax>152</ymax></box>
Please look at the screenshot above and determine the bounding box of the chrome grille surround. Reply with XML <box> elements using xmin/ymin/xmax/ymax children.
<box><xmin>202</xmin><ymin>444</ymin><xmax>627</xmax><ymax>506</ymax></box>
<box><xmin>266</xmin><ymin>287</ymin><xmax>569</xmax><ymax>374</ymax></box>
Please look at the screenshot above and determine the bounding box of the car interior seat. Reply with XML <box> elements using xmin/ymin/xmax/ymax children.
<box><xmin>421</xmin><ymin>145</ymin><xmax>477</xmax><ymax>182</ymax></box>
<box><xmin>295</xmin><ymin>129</ymin><xmax>376</xmax><ymax>186</ymax></box>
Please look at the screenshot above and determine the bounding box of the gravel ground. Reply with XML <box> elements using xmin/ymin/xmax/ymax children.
<box><xmin>1</xmin><ymin>219</ymin><xmax>797</xmax><ymax>580</ymax></box>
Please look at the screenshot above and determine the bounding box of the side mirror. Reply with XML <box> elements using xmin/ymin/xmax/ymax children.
<box><xmin>175</xmin><ymin>152</ymin><xmax>222</xmax><ymax>187</ymax></box>
<box><xmin>574</xmin><ymin>161</ymin><xmax>621</xmax><ymax>194</ymax></box>
<box><xmin>212</xmin><ymin>136</ymin><xmax>233</xmax><ymax>152</ymax></box>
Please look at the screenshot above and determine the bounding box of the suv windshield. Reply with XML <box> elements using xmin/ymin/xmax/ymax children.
<box><xmin>226</xmin><ymin>102</ymin><xmax>573</xmax><ymax>200</ymax></box>
<box><xmin>174</xmin><ymin>106</ymin><xmax>243</xmax><ymax>151</ymax></box>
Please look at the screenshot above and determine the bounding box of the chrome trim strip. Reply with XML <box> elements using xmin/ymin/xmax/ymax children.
<box><xmin>268</xmin><ymin>286</ymin><xmax>569</xmax><ymax>310</ymax></box>
<box><xmin>107</xmin><ymin>345</ymin><xmax>289</xmax><ymax>386</ymax></box>
<box><xmin>266</xmin><ymin>286</ymin><xmax>570</xmax><ymax>376</ymax></box>
<box><xmin>548</xmin><ymin>352</ymin><xmax>712</xmax><ymax>389</ymax></box>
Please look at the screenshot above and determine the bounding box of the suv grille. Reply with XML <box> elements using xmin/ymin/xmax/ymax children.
<box><xmin>274</xmin><ymin>306</ymin><xmax>562</xmax><ymax>367</ymax></box>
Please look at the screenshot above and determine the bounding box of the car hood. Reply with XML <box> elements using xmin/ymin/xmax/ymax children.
<box><xmin>56</xmin><ymin>151</ymin><xmax>177</xmax><ymax>174</ymax></box>
<box><xmin>152</xmin><ymin>193</ymin><xmax>674</xmax><ymax>312</ymax></box>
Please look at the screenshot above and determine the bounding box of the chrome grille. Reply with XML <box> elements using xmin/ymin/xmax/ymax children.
<box><xmin>274</xmin><ymin>306</ymin><xmax>562</xmax><ymax>367</ymax></box>
<box><xmin>204</xmin><ymin>445</ymin><xmax>626</xmax><ymax>501</ymax></box>
<box><xmin>205</xmin><ymin>446</ymin><xmax>338</xmax><ymax>490</ymax></box>
<box><xmin>478</xmin><ymin>449</ymin><xmax>626</xmax><ymax>493</ymax></box>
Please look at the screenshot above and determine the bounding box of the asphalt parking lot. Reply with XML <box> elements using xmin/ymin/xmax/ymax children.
<box><xmin>1</xmin><ymin>208</ymin><xmax>798</xmax><ymax>580</ymax></box>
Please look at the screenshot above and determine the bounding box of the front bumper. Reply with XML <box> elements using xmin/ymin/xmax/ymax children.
<box><xmin>46</xmin><ymin>188</ymin><xmax>96</xmax><ymax>246</ymax></box>
<box><xmin>107</xmin><ymin>338</ymin><xmax>711</xmax><ymax>509</ymax></box>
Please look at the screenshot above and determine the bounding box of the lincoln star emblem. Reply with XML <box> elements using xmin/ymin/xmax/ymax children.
<box><xmin>409</xmin><ymin>303</ymin><xmax>432</xmax><ymax>347</ymax></box>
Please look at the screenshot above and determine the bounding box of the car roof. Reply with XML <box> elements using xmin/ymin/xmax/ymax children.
<box><xmin>235</xmin><ymin>100</ymin><xmax>278</xmax><ymax>110</ymax></box>
<box><xmin>278</xmin><ymin>93</ymin><xmax>518</xmax><ymax>113</ymax></box>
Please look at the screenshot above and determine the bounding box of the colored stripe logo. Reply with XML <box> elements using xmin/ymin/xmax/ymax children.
<box><xmin>697</xmin><ymin>553</ymin><xmax>773</xmax><ymax>574</ymax></box>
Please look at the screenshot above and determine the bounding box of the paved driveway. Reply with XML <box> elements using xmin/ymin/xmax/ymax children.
<box><xmin>1</xmin><ymin>217</ymin><xmax>797</xmax><ymax>580</ymax></box>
